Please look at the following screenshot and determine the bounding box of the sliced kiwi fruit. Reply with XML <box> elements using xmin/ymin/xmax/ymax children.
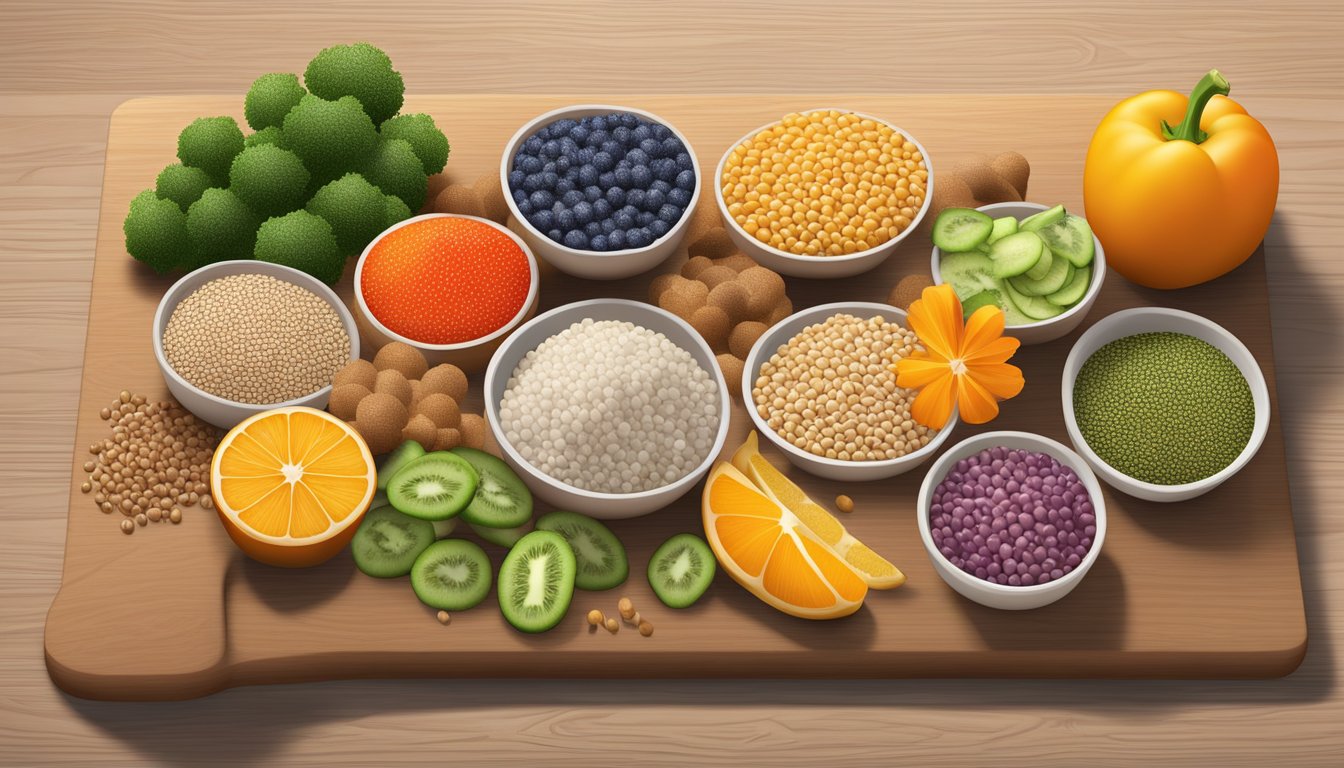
<box><xmin>1047</xmin><ymin>264</ymin><xmax>1092</xmax><ymax>306</ymax></box>
<box><xmin>939</xmin><ymin>251</ymin><xmax>1001</xmax><ymax>298</ymax></box>
<box><xmin>647</xmin><ymin>533</ymin><xmax>716</xmax><ymax>609</ymax></box>
<box><xmin>1004</xmin><ymin>277</ymin><xmax>1067</xmax><ymax>321</ymax></box>
<box><xmin>410</xmin><ymin>538</ymin><xmax>492</xmax><ymax>611</ymax></box>
<box><xmin>1019</xmin><ymin>203</ymin><xmax>1066</xmax><ymax>232</ymax></box>
<box><xmin>535</xmin><ymin>511</ymin><xmax>628</xmax><ymax>591</ymax></box>
<box><xmin>351</xmin><ymin>505</ymin><xmax>436</xmax><ymax>578</ymax></box>
<box><xmin>387</xmin><ymin>451</ymin><xmax>478</xmax><ymax>521</ymax></box>
<box><xmin>377</xmin><ymin>439</ymin><xmax>426</xmax><ymax>491</ymax></box>
<box><xmin>451</xmin><ymin>447</ymin><xmax>533</xmax><ymax>529</ymax></box>
<box><xmin>986</xmin><ymin>216</ymin><xmax>1018</xmax><ymax>245</ymax></box>
<box><xmin>987</xmin><ymin>231</ymin><xmax>1045</xmax><ymax>278</ymax></box>
<box><xmin>960</xmin><ymin>290</ymin><xmax>1003</xmax><ymax>318</ymax></box>
<box><xmin>432</xmin><ymin>518</ymin><xmax>459</xmax><ymax>539</ymax></box>
<box><xmin>1037</xmin><ymin>214</ymin><xmax>1096</xmax><ymax>267</ymax></box>
<box><xmin>470</xmin><ymin>521</ymin><xmax>533</xmax><ymax>548</ymax></box>
<box><xmin>497</xmin><ymin>530</ymin><xmax>576</xmax><ymax>633</ymax></box>
<box><xmin>1010</xmin><ymin>256</ymin><xmax>1073</xmax><ymax>297</ymax></box>
<box><xmin>1022</xmin><ymin>241</ymin><xmax>1054</xmax><ymax>281</ymax></box>
<box><xmin>931</xmin><ymin>207</ymin><xmax>993</xmax><ymax>252</ymax></box>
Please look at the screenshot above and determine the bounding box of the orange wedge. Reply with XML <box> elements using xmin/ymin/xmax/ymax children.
<box><xmin>731</xmin><ymin>432</ymin><xmax>905</xmax><ymax>589</ymax></box>
<box><xmin>211</xmin><ymin>406</ymin><xmax>376</xmax><ymax>567</ymax></box>
<box><xmin>702</xmin><ymin>462</ymin><xmax>869</xmax><ymax>619</ymax></box>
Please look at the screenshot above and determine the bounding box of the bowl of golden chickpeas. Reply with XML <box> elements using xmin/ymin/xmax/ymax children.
<box><xmin>715</xmin><ymin>108</ymin><xmax>934</xmax><ymax>279</ymax></box>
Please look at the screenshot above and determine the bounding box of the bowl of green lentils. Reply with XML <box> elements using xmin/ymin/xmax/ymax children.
<box><xmin>1061</xmin><ymin>307</ymin><xmax>1269</xmax><ymax>503</ymax></box>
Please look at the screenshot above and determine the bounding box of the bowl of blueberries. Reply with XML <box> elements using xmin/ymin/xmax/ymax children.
<box><xmin>500</xmin><ymin>104</ymin><xmax>702</xmax><ymax>280</ymax></box>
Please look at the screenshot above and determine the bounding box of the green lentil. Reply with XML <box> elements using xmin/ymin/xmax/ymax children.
<box><xmin>1073</xmin><ymin>332</ymin><xmax>1254</xmax><ymax>485</ymax></box>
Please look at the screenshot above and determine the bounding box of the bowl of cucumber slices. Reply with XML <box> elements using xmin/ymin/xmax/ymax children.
<box><xmin>930</xmin><ymin>202</ymin><xmax>1105</xmax><ymax>345</ymax></box>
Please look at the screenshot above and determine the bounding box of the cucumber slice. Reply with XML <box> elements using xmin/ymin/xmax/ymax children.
<box><xmin>987</xmin><ymin>231</ymin><xmax>1045</xmax><ymax>279</ymax></box>
<box><xmin>377</xmin><ymin>439</ymin><xmax>426</xmax><ymax>491</ymax></box>
<box><xmin>1019</xmin><ymin>204</ymin><xmax>1066</xmax><ymax>232</ymax></box>
<box><xmin>960</xmin><ymin>290</ymin><xmax>1003</xmax><ymax>318</ymax></box>
<box><xmin>1004</xmin><ymin>277</ymin><xmax>1066</xmax><ymax>321</ymax></box>
<box><xmin>1046</xmin><ymin>264</ymin><xmax>1092</xmax><ymax>306</ymax></box>
<box><xmin>1023</xmin><ymin>243</ymin><xmax>1054</xmax><ymax>281</ymax></box>
<box><xmin>931</xmin><ymin>208</ymin><xmax>994</xmax><ymax>252</ymax></box>
<box><xmin>1038</xmin><ymin>214</ymin><xmax>1095</xmax><ymax>267</ymax></box>
<box><xmin>1010</xmin><ymin>257</ymin><xmax>1073</xmax><ymax>297</ymax></box>
<box><xmin>986</xmin><ymin>216</ymin><xmax>1018</xmax><ymax>245</ymax></box>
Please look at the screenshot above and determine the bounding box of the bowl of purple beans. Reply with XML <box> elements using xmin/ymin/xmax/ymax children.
<box><xmin>916</xmin><ymin>431</ymin><xmax>1107</xmax><ymax>610</ymax></box>
<box><xmin>500</xmin><ymin>104</ymin><xmax>702</xmax><ymax>280</ymax></box>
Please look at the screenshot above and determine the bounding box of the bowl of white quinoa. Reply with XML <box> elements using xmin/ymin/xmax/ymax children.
<box><xmin>153</xmin><ymin>260</ymin><xmax>359</xmax><ymax>429</ymax></box>
<box><xmin>743</xmin><ymin>301</ymin><xmax>958</xmax><ymax>481</ymax></box>
<box><xmin>484</xmin><ymin>298</ymin><xmax>730</xmax><ymax>519</ymax></box>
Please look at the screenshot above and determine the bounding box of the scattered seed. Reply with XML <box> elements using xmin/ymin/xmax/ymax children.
<box><xmin>200</xmin><ymin>496</ymin><xmax>213</xmax><ymax>510</ymax></box>
<box><xmin>81</xmin><ymin>482</ymin><xmax>92</xmax><ymax>493</ymax></box>
<box><xmin>135</xmin><ymin>513</ymin><xmax>148</xmax><ymax>526</ymax></box>
<box><xmin>83</xmin><ymin>461</ymin><xmax>96</xmax><ymax>472</ymax></box>
<box><xmin>169</xmin><ymin>508</ymin><xmax>182</xmax><ymax>524</ymax></box>
<box><xmin>99</xmin><ymin>408</ymin><xmax>112</xmax><ymax>420</ymax></box>
<box><xmin>836</xmin><ymin>494</ymin><xmax>855</xmax><ymax>513</ymax></box>
<box><xmin>120</xmin><ymin>519</ymin><xmax>135</xmax><ymax>535</ymax></box>
<box><xmin>587</xmin><ymin>609</ymin><xmax>605</xmax><ymax>628</ymax></box>
<box><xmin>638</xmin><ymin>621</ymin><xmax>654</xmax><ymax>637</ymax></box>
<box><xmin>604</xmin><ymin>617</ymin><xmax>619</xmax><ymax>634</ymax></box>
<box><xmin>617</xmin><ymin>596</ymin><xmax>642</xmax><ymax>626</ymax></box>
<box><xmin>148</xmin><ymin>508</ymin><xmax>162</xmax><ymax>522</ymax></box>
<box><xmin>436</xmin><ymin>610</ymin><xmax>451</xmax><ymax>625</ymax></box>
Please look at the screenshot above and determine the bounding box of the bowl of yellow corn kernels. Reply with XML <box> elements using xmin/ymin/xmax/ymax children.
<box><xmin>714</xmin><ymin>107</ymin><xmax>935</xmax><ymax>279</ymax></box>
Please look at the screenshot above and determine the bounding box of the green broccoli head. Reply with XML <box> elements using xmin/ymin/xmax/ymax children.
<box><xmin>244</xmin><ymin>126</ymin><xmax>284</xmax><ymax>148</ymax></box>
<box><xmin>303</xmin><ymin>42</ymin><xmax>405</xmax><ymax>127</ymax></box>
<box><xmin>155</xmin><ymin>164</ymin><xmax>213</xmax><ymax>212</ymax></box>
<box><xmin>281</xmin><ymin>94</ymin><xmax>378</xmax><ymax>183</ymax></box>
<box><xmin>177</xmin><ymin>116</ymin><xmax>245</xmax><ymax>186</ymax></box>
<box><xmin>125</xmin><ymin>189</ymin><xmax>190</xmax><ymax>274</ymax></box>
<box><xmin>361</xmin><ymin>137</ymin><xmax>427</xmax><ymax>211</ymax></box>
<box><xmin>244</xmin><ymin>72</ymin><xmax>306</xmax><ymax>131</ymax></box>
<box><xmin>228</xmin><ymin>144</ymin><xmax>311</xmax><ymax>217</ymax></box>
<box><xmin>254</xmin><ymin>210</ymin><xmax>344</xmax><ymax>284</ymax></box>
<box><xmin>185</xmin><ymin>188</ymin><xmax>261</xmax><ymax>264</ymax></box>
<box><xmin>383</xmin><ymin>193</ymin><xmax>412</xmax><ymax>229</ymax></box>
<box><xmin>305</xmin><ymin>173</ymin><xmax>387</xmax><ymax>255</ymax></box>
<box><xmin>379</xmin><ymin>113</ymin><xmax>449</xmax><ymax>175</ymax></box>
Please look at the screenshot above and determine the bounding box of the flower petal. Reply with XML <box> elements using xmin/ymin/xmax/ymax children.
<box><xmin>894</xmin><ymin>357</ymin><xmax>949</xmax><ymax>390</ymax></box>
<box><xmin>962</xmin><ymin>336</ymin><xmax>1021</xmax><ymax>366</ymax></box>
<box><xmin>956</xmin><ymin>373</ymin><xmax>1002</xmax><ymax>425</ymax></box>
<box><xmin>966</xmin><ymin>361</ymin><xmax>1025</xmax><ymax>399</ymax></box>
<box><xmin>907</xmin><ymin>285</ymin><xmax>963</xmax><ymax>361</ymax></box>
<box><xmin>910</xmin><ymin>370</ymin><xmax>958</xmax><ymax>430</ymax></box>
<box><xmin>962</xmin><ymin>305</ymin><xmax>1006</xmax><ymax>352</ymax></box>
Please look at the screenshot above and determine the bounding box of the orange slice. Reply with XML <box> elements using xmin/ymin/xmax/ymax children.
<box><xmin>731</xmin><ymin>432</ymin><xmax>905</xmax><ymax>589</ymax></box>
<box><xmin>702</xmin><ymin>462</ymin><xmax>868</xmax><ymax>619</ymax></box>
<box><xmin>211</xmin><ymin>406</ymin><xmax>376</xmax><ymax>567</ymax></box>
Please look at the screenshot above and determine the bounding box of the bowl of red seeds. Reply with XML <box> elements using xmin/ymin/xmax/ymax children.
<box><xmin>916</xmin><ymin>431</ymin><xmax>1107</xmax><ymax>610</ymax></box>
<box><xmin>354</xmin><ymin>213</ymin><xmax>540</xmax><ymax>372</ymax></box>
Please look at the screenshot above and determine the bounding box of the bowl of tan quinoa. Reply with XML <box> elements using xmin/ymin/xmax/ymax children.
<box><xmin>743</xmin><ymin>301</ymin><xmax>958</xmax><ymax>481</ymax></box>
<box><xmin>153</xmin><ymin>261</ymin><xmax>359</xmax><ymax>428</ymax></box>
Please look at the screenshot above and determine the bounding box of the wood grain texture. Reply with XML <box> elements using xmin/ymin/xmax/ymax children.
<box><xmin>2</xmin><ymin>1</ymin><xmax>1343</xmax><ymax>766</ymax></box>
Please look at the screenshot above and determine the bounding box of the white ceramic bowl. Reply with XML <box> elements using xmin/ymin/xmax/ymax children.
<box><xmin>483</xmin><ymin>299</ymin><xmax>731</xmax><ymax>519</ymax></box>
<box><xmin>917</xmin><ymin>431</ymin><xmax>1108</xmax><ymax>610</ymax></box>
<box><xmin>742</xmin><ymin>301</ymin><xmax>957</xmax><ymax>481</ymax></box>
<box><xmin>499</xmin><ymin>104</ymin><xmax>702</xmax><ymax>280</ymax></box>
<box><xmin>715</xmin><ymin>108</ymin><xmax>934</xmax><ymax>279</ymax></box>
<box><xmin>930</xmin><ymin>202</ymin><xmax>1106</xmax><ymax>345</ymax></box>
<box><xmin>152</xmin><ymin>260</ymin><xmax>360</xmax><ymax>429</ymax></box>
<box><xmin>1061</xmin><ymin>307</ymin><xmax>1270</xmax><ymax>502</ymax></box>
<box><xmin>353</xmin><ymin>213</ymin><xmax>540</xmax><ymax>373</ymax></box>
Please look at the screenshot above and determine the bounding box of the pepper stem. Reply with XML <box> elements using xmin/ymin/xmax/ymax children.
<box><xmin>1161</xmin><ymin>69</ymin><xmax>1230</xmax><ymax>144</ymax></box>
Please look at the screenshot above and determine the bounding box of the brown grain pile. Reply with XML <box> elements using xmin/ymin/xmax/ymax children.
<box><xmin>426</xmin><ymin>172</ymin><xmax>511</xmax><ymax>224</ymax></box>
<box><xmin>929</xmin><ymin>151</ymin><xmax>1031</xmax><ymax>218</ymax></box>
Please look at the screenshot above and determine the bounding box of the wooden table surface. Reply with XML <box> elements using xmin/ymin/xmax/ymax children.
<box><xmin>1</xmin><ymin>1</ymin><xmax>1340</xmax><ymax>765</ymax></box>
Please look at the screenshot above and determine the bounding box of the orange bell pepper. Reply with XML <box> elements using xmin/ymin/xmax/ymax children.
<box><xmin>1083</xmin><ymin>70</ymin><xmax>1278</xmax><ymax>290</ymax></box>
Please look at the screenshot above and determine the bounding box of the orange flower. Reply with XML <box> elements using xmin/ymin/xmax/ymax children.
<box><xmin>893</xmin><ymin>285</ymin><xmax>1025</xmax><ymax>428</ymax></box>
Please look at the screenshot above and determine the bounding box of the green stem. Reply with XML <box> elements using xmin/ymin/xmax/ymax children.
<box><xmin>1161</xmin><ymin>69</ymin><xmax>1230</xmax><ymax>144</ymax></box>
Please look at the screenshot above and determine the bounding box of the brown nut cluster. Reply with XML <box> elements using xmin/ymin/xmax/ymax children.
<box><xmin>649</xmin><ymin>228</ymin><xmax>793</xmax><ymax>395</ymax></box>
<box><xmin>327</xmin><ymin>341</ymin><xmax>488</xmax><ymax>455</ymax></box>
<box><xmin>425</xmin><ymin>172</ymin><xmax>511</xmax><ymax>225</ymax></box>
<box><xmin>888</xmin><ymin>273</ymin><xmax>936</xmax><ymax>311</ymax></box>
<box><xmin>929</xmin><ymin>151</ymin><xmax>1031</xmax><ymax>218</ymax></box>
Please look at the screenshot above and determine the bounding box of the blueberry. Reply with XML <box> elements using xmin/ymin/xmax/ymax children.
<box><xmin>601</xmin><ymin>139</ymin><xmax>623</xmax><ymax>157</ymax></box>
<box><xmin>652</xmin><ymin>124</ymin><xmax>671</xmax><ymax>140</ymax></box>
<box><xmin>589</xmin><ymin>115</ymin><xmax>608</xmax><ymax>132</ymax></box>
<box><xmin>632</xmin><ymin>124</ymin><xmax>653</xmax><ymax>143</ymax></box>
<box><xmin>569</xmin><ymin>125</ymin><xmax>589</xmax><ymax>144</ymax></box>
<box><xmin>590</xmin><ymin>234</ymin><xmax>609</xmax><ymax>251</ymax></box>
<box><xmin>531</xmin><ymin>209</ymin><xmax>555</xmax><ymax>231</ymax></box>
<box><xmin>522</xmin><ymin>136</ymin><xmax>543</xmax><ymax>155</ymax></box>
<box><xmin>512</xmin><ymin>187</ymin><xmax>528</xmax><ymax>203</ymax></box>
<box><xmin>547</xmin><ymin>228</ymin><xmax>563</xmax><ymax>242</ymax></box>
<box><xmin>626</xmin><ymin>188</ymin><xmax>646</xmax><ymax>209</ymax></box>
<box><xmin>614</xmin><ymin>166</ymin><xmax>633</xmax><ymax>189</ymax></box>
<box><xmin>573</xmin><ymin>201</ymin><xmax>594</xmax><ymax>225</ymax></box>
<box><xmin>529</xmin><ymin>190</ymin><xmax>554</xmax><ymax>209</ymax></box>
<box><xmin>650</xmin><ymin>179</ymin><xmax>671</xmax><ymax>196</ymax></box>
<box><xmin>676</xmin><ymin>169</ymin><xmax>696</xmax><ymax>191</ymax></box>
<box><xmin>619</xmin><ymin>204</ymin><xmax>640</xmax><ymax>219</ymax></box>
<box><xmin>627</xmin><ymin>227</ymin><xmax>652</xmax><ymax>248</ymax></box>
<box><xmin>536</xmin><ymin>126</ymin><xmax>552</xmax><ymax>140</ymax></box>
<box><xmin>650</xmin><ymin>219</ymin><xmax>671</xmax><ymax>238</ymax></box>
<box><xmin>561</xmin><ymin>190</ymin><xmax>585</xmax><ymax>207</ymax></box>
<box><xmin>586</xmin><ymin>129</ymin><xmax>608</xmax><ymax>148</ymax></box>
<box><xmin>520</xmin><ymin>174</ymin><xmax>541</xmax><ymax>193</ymax></box>
<box><xmin>645</xmin><ymin>188</ymin><xmax>666</xmax><ymax>211</ymax></box>
<box><xmin>576</xmin><ymin>147</ymin><xmax>595</xmax><ymax>166</ymax></box>
<box><xmin>563</xmin><ymin>230</ymin><xmax>588</xmax><ymax>250</ymax></box>
<box><xmin>613</xmin><ymin>209</ymin><xmax>635</xmax><ymax>230</ymax></box>
<box><xmin>555</xmin><ymin>155</ymin><xmax>571</xmax><ymax>174</ymax></box>
<box><xmin>668</xmin><ymin>188</ymin><xmax>692</xmax><ymax>208</ymax></box>
<box><xmin>555</xmin><ymin>178</ymin><xmax>575</xmax><ymax>196</ymax></box>
<box><xmin>556</xmin><ymin>208</ymin><xmax>576</xmax><ymax>231</ymax></box>
<box><xmin>625</xmin><ymin>148</ymin><xmax>649</xmax><ymax>167</ymax></box>
<box><xmin>593</xmin><ymin>199</ymin><xmax>612</xmax><ymax>219</ymax></box>
<box><xmin>652</xmin><ymin>158</ymin><xmax>678</xmax><ymax>183</ymax></box>
<box><xmin>562</xmin><ymin>167</ymin><xmax>580</xmax><ymax>184</ymax></box>
<box><xmin>592</xmin><ymin>151</ymin><xmax>615</xmax><ymax>173</ymax></box>
<box><xmin>608</xmin><ymin>229</ymin><xmax>626</xmax><ymax>250</ymax></box>
<box><xmin>560</xmin><ymin>137</ymin><xmax>579</xmax><ymax>156</ymax></box>
<box><xmin>581</xmin><ymin>186</ymin><xmax>600</xmax><ymax>204</ymax></box>
<box><xmin>620</xmin><ymin>113</ymin><xmax>639</xmax><ymax>129</ymax></box>
<box><xmin>542</xmin><ymin>160</ymin><xmax>556</xmax><ymax>174</ymax></box>
<box><xmin>604</xmin><ymin>187</ymin><xmax>626</xmax><ymax>207</ymax></box>
<box><xmin>517</xmin><ymin>198</ymin><xmax>533</xmax><ymax>215</ymax></box>
<box><xmin>661</xmin><ymin>137</ymin><xmax>683</xmax><ymax>157</ymax></box>
<box><xmin>631</xmin><ymin>165</ymin><xmax>653</xmax><ymax>188</ymax></box>
<box><xmin>639</xmin><ymin>138</ymin><xmax>662</xmax><ymax>158</ymax></box>
<box><xmin>574</xmin><ymin>166</ymin><xmax>595</xmax><ymax>188</ymax></box>
<box><xmin>600</xmin><ymin>217</ymin><xmax>617</xmax><ymax>235</ymax></box>
<box><xmin>508</xmin><ymin>169</ymin><xmax>526</xmax><ymax>189</ymax></box>
<box><xmin>637</xmin><ymin>210</ymin><xmax>655</xmax><ymax>227</ymax></box>
<box><xmin>541</xmin><ymin>171</ymin><xmax>559</xmax><ymax>188</ymax></box>
<box><xmin>657</xmin><ymin>203</ymin><xmax>683</xmax><ymax>224</ymax></box>
<box><xmin>611</xmin><ymin>126</ymin><xmax>631</xmax><ymax>146</ymax></box>
<box><xmin>517</xmin><ymin>154</ymin><xmax>544</xmax><ymax>174</ymax></box>
<box><xmin>598</xmin><ymin>171</ymin><xmax>617</xmax><ymax>189</ymax></box>
<box><xmin>542</xmin><ymin>140</ymin><xmax>561</xmax><ymax>158</ymax></box>
<box><xmin>584</xmin><ymin>221</ymin><xmax>602</xmax><ymax>238</ymax></box>
<box><xmin>675</xmin><ymin>152</ymin><xmax>693</xmax><ymax>172</ymax></box>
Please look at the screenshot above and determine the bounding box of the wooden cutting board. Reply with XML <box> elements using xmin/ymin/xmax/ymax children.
<box><xmin>44</xmin><ymin>96</ymin><xmax>1306</xmax><ymax>700</ymax></box>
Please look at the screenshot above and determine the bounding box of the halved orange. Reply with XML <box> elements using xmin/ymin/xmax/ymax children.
<box><xmin>702</xmin><ymin>462</ymin><xmax>869</xmax><ymax>619</ymax></box>
<box><xmin>731</xmin><ymin>432</ymin><xmax>905</xmax><ymax>589</ymax></box>
<box><xmin>211</xmin><ymin>406</ymin><xmax>376</xmax><ymax>567</ymax></box>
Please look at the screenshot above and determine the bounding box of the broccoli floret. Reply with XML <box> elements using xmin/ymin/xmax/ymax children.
<box><xmin>244</xmin><ymin>73</ymin><xmax>306</xmax><ymax>131</ymax></box>
<box><xmin>306</xmin><ymin>173</ymin><xmax>387</xmax><ymax>255</ymax></box>
<box><xmin>228</xmin><ymin>144</ymin><xmax>310</xmax><ymax>217</ymax></box>
<box><xmin>361</xmin><ymin>137</ymin><xmax>427</xmax><ymax>211</ymax></box>
<box><xmin>304</xmin><ymin>42</ymin><xmax>404</xmax><ymax>127</ymax></box>
<box><xmin>177</xmin><ymin>117</ymin><xmax>245</xmax><ymax>186</ymax></box>
<box><xmin>185</xmin><ymin>188</ymin><xmax>260</xmax><ymax>264</ymax></box>
<box><xmin>281</xmin><ymin>94</ymin><xmax>378</xmax><ymax>183</ymax></box>
<box><xmin>253</xmin><ymin>210</ymin><xmax>344</xmax><ymax>284</ymax></box>
<box><xmin>154</xmin><ymin>164</ymin><xmax>213</xmax><ymax>212</ymax></box>
<box><xmin>379</xmin><ymin>114</ymin><xmax>449</xmax><ymax>175</ymax></box>
<box><xmin>124</xmin><ymin>189</ymin><xmax>190</xmax><ymax>274</ymax></box>
<box><xmin>244</xmin><ymin>126</ymin><xmax>283</xmax><ymax>148</ymax></box>
<box><xmin>383</xmin><ymin>193</ymin><xmax>412</xmax><ymax>229</ymax></box>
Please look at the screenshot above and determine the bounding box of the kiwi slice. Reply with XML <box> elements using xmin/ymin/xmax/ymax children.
<box><xmin>987</xmin><ymin>231</ymin><xmax>1045</xmax><ymax>279</ymax></box>
<box><xmin>939</xmin><ymin>251</ymin><xmax>1001</xmax><ymax>298</ymax></box>
<box><xmin>960</xmin><ymin>290</ymin><xmax>1003</xmax><ymax>318</ymax></box>
<box><xmin>351</xmin><ymin>506</ymin><xmax>436</xmax><ymax>578</ymax></box>
<box><xmin>411</xmin><ymin>539</ymin><xmax>492</xmax><ymax>611</ymax></box>
<box><xmin>1022</xmin><ymin>242</ymin><xmax>1054</xmax><ymax>281</ymax></box>
<box><xmin>1010</xmin><ymin>256</ymin><xmax>1073</xmax><ymax>297</ymax></box>
<box><xmin>986</xmin><ymin>216</ymin><xmax>1018</xmax><ymax>245</ymax></box>
<box><xmin>1019</xmin><ymin>204</ymin><xmax>1066</xmax><ymax>232</ymax></box>
<box><xmin>387</xmin><ymin>452</ymin><xmax>478</xmax><ymax>521</ymax></box>
<box><xmin>1004</xmin><ymin>277</ymin><xmax>1067</xmax><ymax>321</ymax></box>
<box><xmin>1047</xmin><ymin>264</ymin><xmax>1092</xmax><ymax>307</ymax></box>
<box><xmin>930</xmin><ymin>207</ymin><xmax>993</xmax><ymax>252</ymax></box>
<box><xmin>432</xmin><ymin>518</ymin><xmax>459</xmax><ymax>539</ymax></box>
<box><xmin>377</xmin><ymin>439</ymin><xmax>426</xmax><ymax>491</ymax></box>
<box><xmin>647</xmin><ymin>533</ymin><xmax>716</xmax><ymax>608</ymax></box>
<box><xmin>451</xmin><ymin>447</ymin><xmax>533</xmax><ymax>529</ymax></box>
<box><xmin>470</xmin><ymin>521</ymin><xmax>533</xmax><ymax>548</ymax></box>
<box><xmin>1037</xmin><ymin>214</ymin><xmax>1096</xmax><ymax>267</ymax></box>
<box><xmin>536</xmin><ymin>511</ymin><xmax>628</xmax><ymax>591</ymax></box>
<box><xmin>497</xmin><ymin>530</ymin><xmax>576</xmax><ymax>633</ymax></box>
